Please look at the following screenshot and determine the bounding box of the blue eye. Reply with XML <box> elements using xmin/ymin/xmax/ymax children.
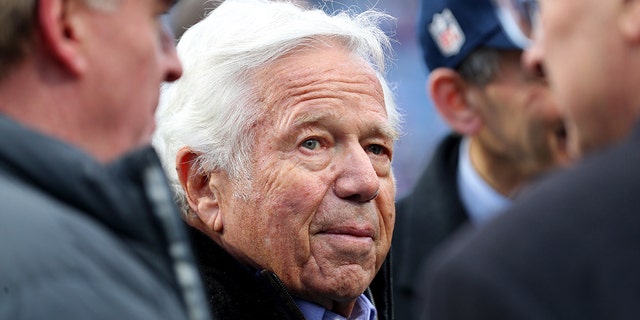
<box><xmin>302</xmin><ymin>139</ymin><xmax>321</xmax><ymax>150</ymax></box>
<box><xmin>367</xmin><ymin>144</ymin><xmax>385</xmax><ymax>155</ymax></box>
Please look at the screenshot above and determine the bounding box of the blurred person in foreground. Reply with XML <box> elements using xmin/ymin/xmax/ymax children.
<box><xmin>392</xmin><ymin>0</ymin><xmax>568</xmax><ymax>318</ymax></box>
<box><xmin>420</xmin><ymin>0</ymin><xmax>640</xmax><ymax>319</ymax></box>
<box><xmin>0</xmin><ymin>0</ymin><xmax>210</xmax><ymax>319</ymax></box>
<box><xmin>153</xmin><ymin>0</ymin><xmax>401</xmax><ymax>319</ymax></box>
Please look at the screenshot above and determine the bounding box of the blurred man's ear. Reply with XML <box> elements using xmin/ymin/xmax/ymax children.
<box><xmin>176</xmin><ymin>147</ymin><xmax>223</xmax><ymax>234</ymax></box>
<box><xmin>37</xmin><ymin>0</ymin><xmax>88</xmax><ymax>76</ymax></box>
<box><xmin>620</xmin><ymin>0</ymin><xmax>640</xmax><ymax>44</ymax></box>
<box><xmin>428</xmin><ymin>68</ymin><xmax>483</xmax><ymax>134</ymax></box>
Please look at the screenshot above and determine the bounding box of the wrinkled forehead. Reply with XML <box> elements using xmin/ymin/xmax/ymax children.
<box><xmin>257</xmin><ymin>47</ymin><xmax>383</xmax><ymax>103</ymax></box>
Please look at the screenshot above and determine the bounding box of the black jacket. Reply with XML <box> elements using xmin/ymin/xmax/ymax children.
<box><xmin>0</xmin><ymin>115</ymin><xmax>206</xmax><ymax>319</ymax></box>
<box><xmin>190</xmin><ymin>226</ymin><xmax>394</xmax><ymax>319</ymax></box>
<box><xmin>392</xmin><ymin>133</ymin><xmax>469</xmax><ymax>320</ymax></box>
<box><xmin>422</xmin><ymin>123</ymin><xmax>640</xmax><ymax>319</ymax></box>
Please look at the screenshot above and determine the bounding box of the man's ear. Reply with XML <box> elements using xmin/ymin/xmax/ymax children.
<box><xmin>620</xmin><ymin>0</ymin><xmax>640</xmax><ymax>44</ymax></box>
<box><xmin>428</xmin><ymin>67</ymin><xmax>483</xmax><ymax>134</ymax></box>
<box><xmin>176</xmin><ymin>147</ymin><xmax>223</xmax><ymax>233</ymax></box>
<box><xmin>37</xmin><ymin>0</ymin><xmax>88</xmax><ymax>75</ymax></box>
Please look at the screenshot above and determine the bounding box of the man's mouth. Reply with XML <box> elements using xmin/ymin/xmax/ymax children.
<box><xmin>323</xmin><ymin>225</ymin><xmax>375</xmax><ymax>239</ymax></box>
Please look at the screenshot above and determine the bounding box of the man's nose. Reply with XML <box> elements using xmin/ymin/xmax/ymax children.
<box><xmin>333</xmin><ymin>146</ymin><xmax>380</xmax><ymax>203</ymax></box>
<box><xmin>161</xmin><ymin>27</ymin><xmax>183</xmax><ymax>82</ymax></box>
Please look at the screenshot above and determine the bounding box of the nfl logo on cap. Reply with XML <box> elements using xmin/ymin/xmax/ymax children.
<box><xmin>429</xmin><ymin>8</ymin><xmax>465</xmax><ymax>57</ymax></box>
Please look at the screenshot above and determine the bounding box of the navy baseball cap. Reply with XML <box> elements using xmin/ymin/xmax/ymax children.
<box><xmin>418</xmin><ymin>0</ymin><xmax>524</xmax><ymax>72</ymax></box>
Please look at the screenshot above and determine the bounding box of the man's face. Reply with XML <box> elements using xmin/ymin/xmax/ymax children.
<box><xmin>216</xmin><ymin>45</ymin><xmax>396</xmax><ymax>314</ymax></box>
<box><xmin>524</xmin><ymin>0</ymin><xmax>639</xmax><ymax>158</ymax></box>
<box><xmin>81</xmin><ymin>0</ymin><xmax>182</xmax><ymax>160</ymax></box>
<box><xmin>469</xmin><ymin>50</ymin><xmax>569</xmax><ymax>177</ymax></box>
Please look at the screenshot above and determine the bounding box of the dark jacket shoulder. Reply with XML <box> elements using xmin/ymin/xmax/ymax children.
<box><xmin>0</xmin><ymin>116</ymin><xmax>189</xmax><ymax>319</ymax></box>
<box><xmin>392</xmin><ymin>133</ymin><xmax>469</xmax><ymax>320</ymax></box>
<box><xmin>422</xmin><ymin>123</ymin><xmax>640</xmax><ymax>320</ymax></box>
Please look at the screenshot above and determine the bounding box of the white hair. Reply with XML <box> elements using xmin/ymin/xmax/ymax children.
<box><xmin>153</xmin><ymin>0</ymin><xmax>402</xmax><ymax>214</ymax></box>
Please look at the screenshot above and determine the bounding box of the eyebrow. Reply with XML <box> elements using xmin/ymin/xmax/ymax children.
<box><xmin>292</xmin><ymin>112</ymin><xmax>399</xmax><ymax>141</ymax></box>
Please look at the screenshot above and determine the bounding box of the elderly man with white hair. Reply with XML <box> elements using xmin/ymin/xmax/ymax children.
<box><xmin>154</xmin><ymin>0</ymin><xmax>401</xmax><ymax>319</ymax></box>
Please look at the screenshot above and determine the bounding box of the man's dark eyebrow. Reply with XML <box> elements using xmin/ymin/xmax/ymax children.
<box><xmin>292</xmin><ymin>112</ymin><xmax>399</xmax><ymax>141</ymax></box>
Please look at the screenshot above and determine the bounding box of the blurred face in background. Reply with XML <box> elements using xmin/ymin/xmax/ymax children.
<box><xmin>469</xmin><ymin>50</ymin><xmax>569</xmax><ymax>178</ymax></box>
<box><xmin>522</xmin><ymin>0</ymin><xmax>640</xmax><ymax>158</ymax></box>
<box><xmin>81</xmin><ymin>0</ymin><xmax>182</xmax><ymax>161</ymax></box>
